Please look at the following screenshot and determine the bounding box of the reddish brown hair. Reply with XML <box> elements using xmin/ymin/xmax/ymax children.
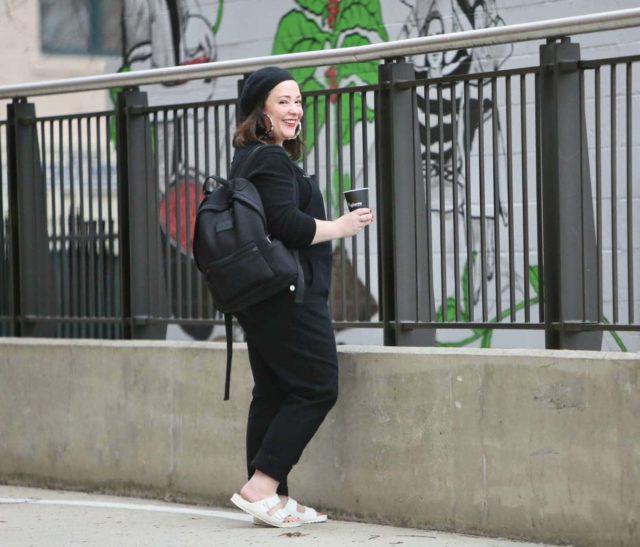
<box><xmin>232</xmin><ymin>107</ymin><xmax>303</xmax><ymax>161</ymax></box>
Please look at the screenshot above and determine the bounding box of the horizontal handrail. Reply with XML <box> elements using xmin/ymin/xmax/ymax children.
<box><xmin>1</xmin><ymin>8</ymin><xmax>640</xmax><ymax>99</ymax></box>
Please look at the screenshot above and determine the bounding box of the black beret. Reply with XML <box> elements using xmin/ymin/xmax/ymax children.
<box><xmin>239</xmin><ymin>66</ymin><xmax>294</xmax><ymax>117</ymax></box>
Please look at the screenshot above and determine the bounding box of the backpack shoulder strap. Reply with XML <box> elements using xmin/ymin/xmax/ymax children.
<box><xmin>231</xmin><ymin>144</ymin><xmax>265</xmax><ymax>179</ymax></box>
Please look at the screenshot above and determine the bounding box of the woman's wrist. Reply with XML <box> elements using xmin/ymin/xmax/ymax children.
<box><xmin>330</xmin><ymin>218</ymin><xmax>345</xmax><ymax>239</ymax></box>
<box><xmin>311</xmin><ymin>218</ymin><xmax>343</xmax><ymax>244</ymax></box>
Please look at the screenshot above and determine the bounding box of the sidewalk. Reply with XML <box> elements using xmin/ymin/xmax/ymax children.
<box><xmin>0</xmin><ymin>485</ymin><xmax>565</xmax><ymax>547</ymax></box>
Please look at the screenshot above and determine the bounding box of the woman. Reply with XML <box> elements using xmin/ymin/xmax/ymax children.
<box><xmin>229</xmin><ymin>66</ymin><xmax>374</xmax><ymax>528</ymax></box>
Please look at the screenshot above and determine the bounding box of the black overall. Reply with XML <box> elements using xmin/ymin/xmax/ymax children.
<box><xmin>232</xmin><ymin>145</ymin><xmax>337</xmax><ymax>495</ymax></box>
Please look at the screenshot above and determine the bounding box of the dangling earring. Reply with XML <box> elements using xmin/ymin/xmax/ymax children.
<box><xmin>263</xmin><ymin>113</ymin><xmax>274</xmax><ymax>137</ymax></box>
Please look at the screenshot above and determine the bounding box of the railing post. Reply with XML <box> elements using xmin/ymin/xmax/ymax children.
<box><xmin>6</xmin><ymin>98</ymin><xmax>56</xmax><ymax>337</ymax></box>
<box><xmin>237</xmin><ymin>75</ymin><xmax>248</xmax><ymax>124</ymax></box>
<box><xmin>539</xmin><ymin>38</ymin><xmax>602</xmax><ymax>349</ymax></box>
<box><xmin>115</xmin><ymin>88</ymin><xmax>168</xmax><ymax>339</ymax></box>
<box><xmin>377</xmin><ymin>59</ymin><xmax>436</xmax><ymax>346</ymax></box>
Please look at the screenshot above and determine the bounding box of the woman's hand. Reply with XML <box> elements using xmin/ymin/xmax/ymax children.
<box><xmin>334</xmin><ymin>208</ymin><xmax>375</xmax><ymax>238</ymax></box>
<box><xmin>311</xmin><ymin>208</ymin><xmax>375</xmax><ymax>245</ymax></box>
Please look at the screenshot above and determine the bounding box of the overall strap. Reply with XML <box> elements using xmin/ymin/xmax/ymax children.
<box><xmin>290</xmin><ymin>168</ymin><xmax>305</xmax><ymax>305</ymax></box>
<box><xmin>292</xmin><ymin>250</ymin><xmax>304</xmax><ymax>304</ymax></box>
<box><xmin>224</xmin><ymin>313</ymin><xmax>233</xmax><ymax>401</ymax></box>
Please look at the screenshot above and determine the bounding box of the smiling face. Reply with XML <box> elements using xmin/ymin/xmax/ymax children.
<box><xmin>263</xmin><ymin>80</ymin><xmax>303</xmax><ymax>146</ymax></box>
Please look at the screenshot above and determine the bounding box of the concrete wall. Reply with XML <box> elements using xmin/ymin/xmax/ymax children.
<box><xmin>0</xmin><ymin>338</ymin><xmax>638</xmax><ymax>546</ymax></box>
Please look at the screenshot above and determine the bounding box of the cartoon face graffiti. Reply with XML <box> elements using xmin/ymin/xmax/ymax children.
<box><xmin>421</xmin><ymin>9</ymin><xmax>445</xmax><ymax>72</ymax></box>
<box><xmin>121</xmin><ymin>0</ymin><xmax>220</xmax><ymax>100</ymax></box>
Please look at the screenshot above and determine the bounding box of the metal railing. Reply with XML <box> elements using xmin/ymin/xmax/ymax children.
<box><xmin>0</xmin><ymin>9</ymin><xmax>638</xmax><ymax>348</ymax></box>
<box><xmin>1</xmin><ymin>8</ymin><xmax>640</xmax><ymax>99</ymax></box>
<box><xmin>581</xmin><ymin>56</ymin><xmax>637</xmax><ymax>328</ymax></box>
<box><xmin>409</xmin><ymin>64</ymin><xmax>543</xmax><ymax>328</ymax></box>
<box><xmin>0</xmin><ymin>121</ymin><xmax>11</xmax><ymax>336</ymax></box>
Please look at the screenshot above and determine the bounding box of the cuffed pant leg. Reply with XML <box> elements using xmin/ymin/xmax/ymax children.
<box><xmin>250</xmin><ymin>381</ymin><xmax>338</xmax><ymax>483</ymax></box>
<box><xmin>244</xmin><ymin>295</ymin><xmax>339</xmax><ymax>483</ymax></box>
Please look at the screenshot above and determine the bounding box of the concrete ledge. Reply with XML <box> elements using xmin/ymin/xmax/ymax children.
<box><xmin>0</xmin><ymin>338</ymin><xmax>638</xmax><ymax>546</ymax></box>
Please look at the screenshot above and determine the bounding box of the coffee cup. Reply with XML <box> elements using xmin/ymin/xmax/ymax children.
<box><xmin>343</xmin><ymin>187</ymin><xmax>369</xmax><ymax>212</ymax></box>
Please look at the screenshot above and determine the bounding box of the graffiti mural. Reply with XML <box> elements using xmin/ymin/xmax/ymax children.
<box><xmin>117</xmin><ymin>0</ymin><xmax>224</xmax><ymax>340</ymax></box>
<box><xmin>108</xmin><ymin>0</ymin><xmax>634</xmax><ymax>349</ymax></box>
<box><xmin>272</xmin><ymin>1</ymin><xmax>388</xmax><ymax>324</ymax></box>
<box><xmin>395</xmin><ymin>0</ymin><xmax>530</xmax><ymax>347</ymax></box>
<box><xmin>120</xmin><ymin>0</ymin><xmax>222</xmax><ymax>99</ymax></box>
<box><xmin>393</xmin><ymin>0</ymin><xmax>630</xmax><ymax>350</ymax></box>
<box><xmin>272</xmin><ymin>0</ymin><xmax>387</xmax><ymax>150</ymax></box>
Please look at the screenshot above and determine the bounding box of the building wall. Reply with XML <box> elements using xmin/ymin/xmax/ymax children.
<box><xmin>0</xmin><ymin>0</ymin><xmax>111</xmax><ymax>115</ymax></box>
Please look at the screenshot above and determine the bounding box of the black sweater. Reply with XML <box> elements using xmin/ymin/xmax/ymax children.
<box><xmin>231</xmin><ymin>144</ymin><xmax>333</xmax><ymax>296</ymax></box>
<box><xmin>233</xmin><ymin>145</ymin><xmax>316</xmax><ymax>247</ymax></box>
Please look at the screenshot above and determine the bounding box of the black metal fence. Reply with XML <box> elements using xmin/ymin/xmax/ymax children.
<box><xmin>582</xmin><ymin>56</ymin><xmax>637</xmax><ymax>328</ymax></box>
<box><xmin>411</xmin><ymin>65</ymin><xmax>543</xmax><ymax>328</ymax></box>
<box><xmin>1</xmin><ymin>39</ymin><xmax>638</xmax><ymax>349</ymax></box>
<box><xmin>0</xmin><ymin>120</ymin><xmax>11</xmax><ymax>336</ymax></box>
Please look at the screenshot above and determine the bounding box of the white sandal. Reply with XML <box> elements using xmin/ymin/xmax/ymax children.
<box><xmin>253</xmin><ymin>497</ymin><xmax>327</xmax><ymax>525</ymax></box>
<box><xmin>230</xmin><ymin>493</ymin><xmax>300</xmax><ymax>528</ymax></box>
<box><xmin>285</xmin><ymin>497</ymin><xmax>328</xmax><ymax>523</ymax></box>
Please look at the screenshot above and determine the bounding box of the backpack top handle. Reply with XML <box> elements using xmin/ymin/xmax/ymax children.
<box><xmin>202</xmin><ymin>175</ymin><xmax>229</xmax><ymax>196</ymax></box>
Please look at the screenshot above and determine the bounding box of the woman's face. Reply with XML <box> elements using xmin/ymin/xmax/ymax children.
<box><xmin>263</xmin><ymin>80</ymin><xmax>303</xmax><ymax>145</ymax></box>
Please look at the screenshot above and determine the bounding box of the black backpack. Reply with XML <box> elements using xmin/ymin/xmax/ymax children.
<box><xmin>193</xmin><ymin>144</ymin><xmax>304</xmax><ymax>399</ymax></box>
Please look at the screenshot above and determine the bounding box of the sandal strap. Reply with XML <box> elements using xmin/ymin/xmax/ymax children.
<box><xmin>258</xmin><ymin>495</ymin><xmax>296</xmax><ymax>523</ymax></box>
<box><xmin>271</xmin><ymin>507</ymin><xmax>293</xmax><ymax>521</ymax></box>
<box><xmin>259</xmin><ymin>494</ymin><xmax>282</xmax><ymax>512</ymax></box>
<box><xmin>286</xmin><ymin>497</ymin><xmax>318</xmax><ymax>518</ymax></box>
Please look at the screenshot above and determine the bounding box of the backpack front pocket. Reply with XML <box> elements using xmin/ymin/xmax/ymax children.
<box><xmin>204</xmin><ymin>242</ymin><xmax>275</xmax><ymax>303</ymax></box>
